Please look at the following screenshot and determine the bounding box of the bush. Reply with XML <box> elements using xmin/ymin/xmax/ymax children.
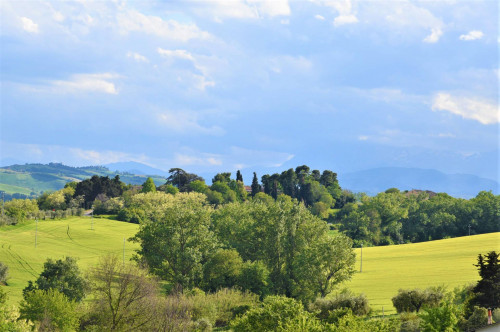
<box><xmin>392</xmin><ymin>287</ymin><xmax>444</xmax><ymax>313</ymax></box>
<box><xmin>459</xmin><ymin>306</ymin><xmax>488</xmax><ymax>331</ymax></box>
<box><xmin>19</xmin><ymin>289</ymin><xmax>79</xmax><ymax>331</ymax></box>
<box><xmin>230</xmin><ymin>295</ymin><xmax>322</xmax><ymax>332</ymax></box>
<box><xmin>311</xmin><ymin>289</ymin><xmax>371</xmax><ymax>322</ymax></box>
<box><xmin>187</xmin><ymin>288</ymin><xmax>259</xmax><ymax>327</ymax></box>
<box><xmin>399</xmin><ymin>312</ymin><xmax>421</xmax><ymax>332</ymax></box>
<box><xmin>0</xmin><ymin>262</ymin><xmax>8</xmax><ymax>285</ymax></box>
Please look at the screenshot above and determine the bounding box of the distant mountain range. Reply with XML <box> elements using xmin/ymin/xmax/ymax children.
<box><xmin>338</xmin><ymin>167</ymin><xmax>498</xmax><ymax>198</ymax></box>
<box><xmin>0</xmin><ymin>162</ymin><xmax>497</xmax><ymax>200</ymax></box>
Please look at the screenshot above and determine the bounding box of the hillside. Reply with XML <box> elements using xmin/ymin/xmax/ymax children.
<box><xmin>0</xmin><ymin>163</ymin><xmax>167</xmax><ymax>199</ymax></box>
<box><xmin>338</xmin><ymin>167</ymin><xmax>499</xmax><ymax>198</ymax></box>
<box><xmin>0</xmin><ymin>217</ymin><xmax>497</xmax><ymax>311</ymax></box>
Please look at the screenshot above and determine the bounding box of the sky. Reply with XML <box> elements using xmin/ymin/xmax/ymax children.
<box><xmin>0</xmin><ymin>0</ymin><xmax>498</xmax><ymax>181</ymax></box>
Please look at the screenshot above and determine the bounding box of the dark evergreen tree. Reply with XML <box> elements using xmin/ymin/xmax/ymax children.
<box><xmin>251</xmin><ymin>172</ymin><xmax>261</xmax><ymax>197</ymax></box>
<box><xmin>471</xmin><ymin>251</ymin><xmax>500</xmax><ymax>309</ymax></box>
<box><xmin>236</xmin><ymin>170</ymin><xmax>243</xmax><ymax>183</ymax></box>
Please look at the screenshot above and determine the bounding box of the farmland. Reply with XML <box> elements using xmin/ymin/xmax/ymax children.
<box><xmin>0</xmin><ymin>216</ymin><xmax>139</xmax><ymax>304</ymax></box>
<box><xmin>0</xmin><ymin>215</ymin><xmax>498</xmax><ymax>313</ymax></box>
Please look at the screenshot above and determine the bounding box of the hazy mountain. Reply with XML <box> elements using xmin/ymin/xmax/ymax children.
<box><xmin>338</xmin><ymin>167</ymin><xmax>499</xmax><ymax>198</ymax></box>
<box><xmin>104</xmin><ymin>162</ymin><xmax>170</xmax><ymax>177</ymax></box>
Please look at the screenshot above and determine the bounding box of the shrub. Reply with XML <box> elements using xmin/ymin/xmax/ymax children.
<box><xmin>311</xmin><ymin>289</ymin><xmax>371</xmax><ymax>321</ymax></box>
<box><xmin>230</xmin><ymin>295</ymin><xmax>322</xmax><ymax>332</ymax></box>
<box><xmin>0</xmin><ymin>262</ymin><xmax>8</xmax><ymax>285</ymax></box>
<box><xmin>392</xmin><ymin>287</ymin><xmax>444</xmax><ymax>313</ymax></box>
<box><xmin>19</xmin><ymin>289</ymin><xmax>79</xmax><ymax>331</ymax></box>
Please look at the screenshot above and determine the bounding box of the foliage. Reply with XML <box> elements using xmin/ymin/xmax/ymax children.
<box><xmin>0</xmin><ymin>262</ymin><xmax>8</xmax><ymax>285</ymax></box>
<box><xmin>166</xmin><ymin>168</ymin><xmax>204</xmax><ymax>192</ymax></box>
<box><xmin>212</xmin><ymin>199</ymin><xmax>355</xmax><ymax>302</ymax></box>
<box><xmin>251</xmin><ymin>172</ymin><xmax>261</xmax><ymax>197</ymax></box>
<box><xmin>418</xmin><ymin>300</ymin><xmax>460</xmax><ymax>332</ymax></box>
<box><xmin>238</xmin><ymin>260</ymin><xmax>271</xmax><ymax>299</ymax></box>
<box><xmin>74</xmin><ymin>175</ymin><xmax>124</xmax><ymax>208</ymax></box>
<box><xmin>19</xmin><ymin>289</ymin><xmax>79</xmax><ymax>331</ymax></box>
<box><xmin>141</xmin><ymin>177</ymin><xmax>157</xmax><ymax>193</ymax></box>
<box><xmin>23</xmin><ymin>256</ymin><xmax>88</xmax><ymax>303</ymax></box>
<box><xmin>0</xmin><ymin>287</ymin><xmax>30</xmax><ymax>331</ymax></box>
<box><xmin>459</xmin><ymin>306</ymin><xmax>488</xmax><ymax>331</ymax></box>
<box><xmin>202</xmin><ymin>249</ymin><xmax>243</xmax><ymax>292</ymax></box>
<box><xmin>3</xmin><ymin>198</ymin><xmax>39</xmax><ymax>224</ymax></box>
<box><xmin>132</xmin><ymin>192</ymin><xmax>217</xmax><ymax>291</ymax></box>
<box><xmin>471</xmin><ymin>251</ymin><xmax>500</xmax><ymax>309</ymax></box>
<box><xmin>311</xmin><ymin>289</ymin><xmax>371</xmax><ymax>322</ymax></box>
<box><xmin>336</xmin><ymin>190</ymin><xmax>500</xmax><ymax>246</ymax></box>
<box><xmin>92</xmin><ymin>196</ymin><xmax>124</xmax><ymax>215</ymax></box>
<box><xmin>187</xmin><ymin>288</ymin><xmax>259</xmax><ymax>327</ymax></box>
<box><xmin>85</xmin><ymin>255</ymin><xmax>159</xmax><ymax>331</ymax></box>
<box><xmin>392</xmin><ymin>287</ymin><xmax>445</xmax><ymax>313</ymax></box>
<box><xmin>230</xmin><ymin>295</ymin><xmax>323</xmax><ymax>332</ymax></box>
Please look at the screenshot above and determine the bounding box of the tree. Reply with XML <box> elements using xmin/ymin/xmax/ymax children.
<box><xmin>23</xmin><ymin>257</ymin><xmax>88</xmax><ymax>302</ymax></box>
<box><xmin>141</xmin><ymin>177</ymin><xmax>156</xmax><ymax>193</ymax></box>
<box><xmin>202</xmin><ymin>249</ymin><xmax>243</xmax><ymax>292</ymax></box>
<box><xmin>418</xmin><ymin>301</ymin><xmax>459</xmax><ymax>332</ymax></box>
<box><xmin>19</xmin><ymin>289</ymin><xmax>79</xmax><ymax>331</ymax></box>
<box><xmin>236</xmin><ymin>170</ymin><xmax>243</xmax><ymax>183</ymax></box>
<box><xmin>251</xmin><ymin>172</ymin><xmax>261</xmax><ymax>197</ymax></box>
<box><xmin>212</xmin><ymin>172</ymin><xmax>231</xmax><ymax>184</ymax></box>
<box><xmin>471</xmin><ymin>251</ymin><xmax>500</xmax><ymax>309</ymax></box>
<box><xmin>230</xmin><ymin>295</ymin><xmax>323</xmax><ymax>332</ymax></box>
<box><xmin>392</xmin><ymin>287</ymin><xmax>444</xmax><ymax>313</ymax></box>
<box><xmin>84</xmin><ymin>255</ymin><xmax>159</xmax><ymax>331</ymax></box>
<box><xmin>132</xmin><ymin>192</ymin><xmax>218</xmax><ymax>291</ymax></box>
<box><xmin>166</xmin><ymin>168</ymin><xmax>204</xmax><ymax>192</ymax></box>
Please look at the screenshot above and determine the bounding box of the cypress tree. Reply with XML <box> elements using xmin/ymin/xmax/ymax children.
<box><xmin>251</xmin><ymin>172</ymin><xmax>261</xmax><ymax>197</ymax></box>
<box><xmin>236</xmin><ymin>170</ymin><xmax>243</xmax><ymax>183</ymax></box>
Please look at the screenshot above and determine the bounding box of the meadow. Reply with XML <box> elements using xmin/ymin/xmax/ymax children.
<box><xmin>0</xmin><ymin>216</ymin><xmax>139</xmax><ymax>304</ymax></box>
<box><xmin>346</xmin><ymin>232</ymin><xmax>500</xmax><ymax>314</ymax></box>
<box><xmin>0</xmin><ymin>216</ymin><xmax>498</xmax><ymax>314</ymax></box>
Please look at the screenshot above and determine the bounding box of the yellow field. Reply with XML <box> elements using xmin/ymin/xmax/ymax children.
<box><xmin>0</xmin><ymin>217</ymin><xmax>139</xmax><ymax>304</ymax></box>
<box><xmin>345</xmin><ymin>232</ymin><xmax>500</xmax><ymax>314</ymax></box>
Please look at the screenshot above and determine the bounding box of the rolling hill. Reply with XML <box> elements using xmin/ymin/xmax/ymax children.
<box><xmin>0</xmin><ymin>163</ymin><xmax>167</xmax><ymax>200</ymax></box>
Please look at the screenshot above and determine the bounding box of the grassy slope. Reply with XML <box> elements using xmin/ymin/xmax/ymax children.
<box><xmin>344</xmin><ymin>232</ymin><xmax>500</xmax><ymax>314</ymax></box>
<box><xmin>0</xmin><ymin>166</ymin><xmax>167</xmax><ymax>196</ymax></box>
<box><xmin>0</xmin><ymin>217</ymin><xmax>498</xmax><ymax>313</ymax></box>
<box><xmin>0</xmin><ymin>183</ymin><xmax>34</xmax><ymax>195</ymax></box>
<box><xmin>0</xmin><ymin>217</ymin><xmax>139</xmax><ymax>305</ymax></box>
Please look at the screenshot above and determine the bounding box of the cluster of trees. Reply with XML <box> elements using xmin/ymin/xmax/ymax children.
<box><xmin>131</xmin><ymin>192</ymin><xmax>356</xmax><ymax>304</ymax></box>
<box><xmin>335</xmin><ymin>189</ymin><xmax>499</xmax><ymax>246</ymax></box>
<box><xmin>1</xmin><ymin>251</ymin><xmax>497</xmax><ymax>331</ymax></box>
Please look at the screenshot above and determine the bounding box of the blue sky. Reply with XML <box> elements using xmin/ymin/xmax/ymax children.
<box><xmin>1</xmin><ymin>0</ymin><xmax>498</xmax><ymax>181</ymax></box>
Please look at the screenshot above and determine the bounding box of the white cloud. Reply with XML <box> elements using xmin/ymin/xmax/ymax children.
<box><xmin>269</xmin><ymin>55</ymin><xmax>312</xmax><ymax>74</ymax></box>
<box><xmin>315</xmin><ymin>14</ymin><xmax>325</xmax><ymax>20</ymax></box>
<box><xmin>459</xmin><ymin>30</ymin><xmax>484</xmax><ymax>41</ymax></box>
<box><xmin>333</xmin><ymin>14</ymin><xmax>358</xmax><ymax>26</ymax></box>
<box><xmin>358</xmin><ymin>135</ymin><xmax>369</xmax><ymax>141</ymax></box>
<box><xmin>117</xmin><ymin>10</ymin><xmax>211</xmax><ymax>41</ymax></box>
<box><xmin>157</xmin><ymin>110</ymin><xmax>224</xmax><ymax>135</ymax></box>
<box><xmin>314</xmin><ymin>0</ymin><xmax>358</xmax><ymax>27</ymax></box>
<box><xmin>158</xmin><ymin>48</ymin><xmax>216</xmax><ymax>90</ymax></box>
<box><xmin>432</xmin><ymin>93</ymin><xmax>499</xmax><ymax>125</ymax></box>
<box><xmin>127</xmin><ymin>51</ymin><xmax>148</xmax><ymax>62</ymax></box>
<box><xmin>203</xmin><ymin>0</ymin><xmax>290</xmax><ymax>20</ymax></box>
<box><xmin>423</xmin><ymin>27</ymin><xmax>442</xmax><ymax>43</ymax></box>
<box><xmin>20</xmin><ymin>17</ymin><xmax>39</xmax><ymax>33</ymax></box>
<box><xmin>50</xmin><ymin>73</ymin><xmax>119</xmax><ymax>94</ymax></box>
<box><xmin>158</xmin><ymin>48</ymin><xmax>195</xmax><ymax>62</ymax></box>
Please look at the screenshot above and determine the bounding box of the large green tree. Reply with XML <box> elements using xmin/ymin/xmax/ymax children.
<box><xmin>23</xmin><ymin>257</ymin><xmax>88</xmax><ymax>302</ymax></box>
<box><xmin>132</xmin><ymin>192</ymin><xmax>218</xmax><ymax>291</ymax></box>
<box><xmin>141</xmin><ymin>177</ymin><xmax>156</xmax><ymax>193</ymax></box>
<box><xmin>471</xmin><ymin>251</ymin><xmax>500</xmax><ymax>309</ymax></box>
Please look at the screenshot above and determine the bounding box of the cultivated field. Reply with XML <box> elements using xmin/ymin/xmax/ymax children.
<box><xmin>0</xmin><ymin>216</ymin><xmax>498</xmax><ymax>314</ymax></box>
<box><xmin>0</xmin><ymin>216</ymin><xmax>139</xmax><ymax>304</ymax></box>
<box><xmin>346</xmin><ymin>232</ymin><xmax>500</xmax><ymax>314</ymax></box>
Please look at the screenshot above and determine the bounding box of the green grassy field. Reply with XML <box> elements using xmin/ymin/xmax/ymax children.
<box><xmin>345</xmin><ymin>232</ymin><xmax>500</xmax><ymax>315</ymax></box>
<box><xmin>0</xmin><ymin>217</ymin><xmax>498</xmax><ymax>314</ymax></box>
<box><xmin>0</xmin><ymin>216</ymin><xmax>139</xmax><ymax>304</ymax></box>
